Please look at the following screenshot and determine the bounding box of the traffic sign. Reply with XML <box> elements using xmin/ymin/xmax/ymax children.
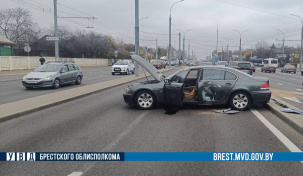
<box><xmin>46</xmin><ymin>37</ymin><xmax>59</xmax><ymax>41</ymax></box>
<box><xmin>114</xmin><ymin>50</ymin><xmax>118</xmax><ymax>55</ymax></box>
<box><xmin>24</xmin><ymin>46</ymin><xmax>31</xmax><ymax>53</ymax></box>
<box><xmin>140</xmin><ymin>50</ymin><xmax>144</xmax><ymax>55</ymax></box>
<box><xmin>295</xmin><ymin>53</ymin><xmax>299</xmax><ymax>59</ymax></box>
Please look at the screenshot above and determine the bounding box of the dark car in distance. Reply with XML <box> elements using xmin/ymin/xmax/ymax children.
<box><xmin>261</xmin><ymin>65</ymin><xmax>276</xmax><ymax>73</ymax></box>
<box><xmin>235</xmin><ymin>62</ymin><xmax>254</xmax><ymax>75</ymax></box>
<box><xmin>123</xmin><ymin>55</ymin><xmax>271</xmax><ymax>111</ymax></box>
<box><xmin>152</xmin><ymin>60</ymin><xmax>166</xmax><ymax>69</ymax></box>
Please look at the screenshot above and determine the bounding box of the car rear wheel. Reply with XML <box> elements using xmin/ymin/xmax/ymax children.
<box><xmin>75</xmin><ymin>76</ymin><xmax>82</xmax><ymax>85</ymax></box>
<box><xmin>53</xmin><ymin>78</ymin><xmax>60</xmax><ymax>89</ymax></box>
<box><xmin>112</xmin><ymin>72</ymin><xmax>115</xmax><ymax>75</ymax></box>
<box><xmin>273</xmin><ymin>71</ymin><xmax>276</xmax><ymax>73</ymax></box>
<box><xmin>132</xmin><ymin>68</ymin><xmax>135</xmax><ymax>74</ymax></box>
<box><xmin>135</xmin><ymin>90</ymin><xmax>156</xmax><ymax>110</ymax></box>
<box><xmin>229</xmin><ymin>91</ymin><xmax>251</xmax><ymax>111</ymax></box>
<box><xmin>294</xmin><ymin>72</ymin><xmax>296</xmax><ymax>74</ymax></box>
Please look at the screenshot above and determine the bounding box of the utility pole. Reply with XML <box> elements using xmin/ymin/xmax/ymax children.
<box><xmin>188</xmin><ymin>42</ymin><xmax>190</xmax><ymax>59</ymax></box>
<box><xmin>234</xmin><ymin>30</ymin><xmax>248</xmax><ymax>62</ymax></box>
<box><xmin>290</xmin><ymin>14</ymin><xmax>302</xmax><ymax>72</ymax></box>
<box><xmin>221</xmin><ymin>45</ymin><xmax>223</xmax><ymax>61</ymax></box>
<box><xmin>251</xmin><ymin>44</ymin><xmax>253</xmax><ymax>58</ymax></box>
<box><xmin>178</xmin><ymin>32</ymin><xmax>181</xmax><ymax>51</ymax></box>
<box><xmin>216</xmin><ymin>24</ymin><xmax>218</xmax><ymax>63</ymax></box>
<box><xmin>145</xmin><ymin>46</ymin><xmax>148</xmax><ymax>62</ymax></box>
<box><xmin>226</xmin><ymin>43</ymin><xmax>229</xmax><ymax>62</ymax></box>
<box><xmin>183</xmin><ymin>35</ymin><xmax>185</xmax><ymax>59</ymax></box>
<box><xmin>53</xmin><ymin>0</ymin><xmax>59</xmax><ymax>61</ymax></box>
<box><xmin>156</xmin><ymin>38</ymin><xmax>158</xmax><ymax>60</ymax></box>
<box><xmin>135</xmin><ymin>0</ymin><xmax>139</xmax><ymax>76</ymax></box>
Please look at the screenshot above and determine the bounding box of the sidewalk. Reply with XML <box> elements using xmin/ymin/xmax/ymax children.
<box><xmin>0</xmin><ymin>68</ymin><xmax>172</xmax><ymax>122</ymax></box>
<box><xmin>266</xmin><ymin>96</ymin><xmax>303</xmax><ymax>135</ymax></box>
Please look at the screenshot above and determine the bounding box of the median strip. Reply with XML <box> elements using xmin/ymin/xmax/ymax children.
<box><xmin>0</xmin><ymin>68</ymin><xmax>173</xmax><ymax>122</ymax></box>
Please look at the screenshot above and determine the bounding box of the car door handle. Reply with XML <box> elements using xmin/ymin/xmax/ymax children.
<box><xmin>225</xmin><ymin>83</ymin><xmax>232</xmax><ymax>86</ymax></box>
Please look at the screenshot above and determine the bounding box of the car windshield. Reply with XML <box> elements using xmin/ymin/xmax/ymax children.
<box><xmin>34</xmin><ymin>64</ymin><xmax>61</xmax><ymax>72</ymax></box>
<box><xmin>238</xmin><ymin>63</ymin><xmax>251</xmax><ymax>67</ymax></box>
<box><xmin>114</xmin><ymin>61</ymin><xmax>128</xmax><ymax>65</ymax></box>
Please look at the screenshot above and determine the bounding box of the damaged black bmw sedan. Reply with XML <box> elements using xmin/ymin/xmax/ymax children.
<box><xmin>123</xmin><ymin>55</ymin><xmax>271</xmax><ymax>111</ymax></box>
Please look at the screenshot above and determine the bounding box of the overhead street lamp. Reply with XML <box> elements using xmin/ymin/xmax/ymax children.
<box><xmin>290</xmin><ymin>14</ymin><xmax>303</xmax><ymax>73</ymax></box>
<box><xmin>277</xmin><ymin>30</ymin><xmax>285</xmax><ymax>55</ymax></box>
<box><xmin>234</xmin><ymin>30</ymin><xmax>248</xmax><ymax>61</ymax></box>
<box><xmin>223</xmin><ymin>38</ymin><xmax>233</xmax><ymax>62</ymax></box>
<box><xmin>168</xmin><ymin>0</ymin><xmax>184</xmax><ymax>68</ymax></box>
<box><xmin>185</xmin><ymin>39</ymin><xmax>194</xmax><ymax>59</ymax></box>
<box><xmin>177</xmin><ymin>29</ymin><xmax>191</xmax><ymax>60</ymax></box>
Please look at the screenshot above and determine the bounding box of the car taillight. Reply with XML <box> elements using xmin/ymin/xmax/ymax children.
<box><xmin>288</xmin><ymin>67</ymin><xmax>290</xmax><ymax>70</ymax></box>
<box><xmin>266</xmin><ymin>66</ymin><xmax>269</xmax><ymax>69</ymax></box>
<box><xmin>261</xmin><ymin>83</ymin><xmax>269</xmax><ymax>89</ymax></box>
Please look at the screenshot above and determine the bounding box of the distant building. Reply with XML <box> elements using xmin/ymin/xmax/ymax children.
<box><xmin>0</xmin><ymin>33</ymin><xmax>15</xmax><ymax>56</ymax></box>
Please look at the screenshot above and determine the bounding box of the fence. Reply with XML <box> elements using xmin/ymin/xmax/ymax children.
<box><xmin>0</xmin><ymin>56</ymin><xmax>110</xmax><ymax>71</ymax></box>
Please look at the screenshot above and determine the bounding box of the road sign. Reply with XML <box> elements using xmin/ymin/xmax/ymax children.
<box><xmin>295</xmin><ymin>53</ymin><xmax>299</xmax><ymax>59</ymax></box>
<box><xmin>24</xmin><ymin>46</ymin><xmax>31</xmax><ymax>53</ymax></box>
<box><xmin>114</xmin><ymin>50</ymin><xmax>118</xmax><ymax>55</ymax></box>
<box><xmin>46</xmin><ymin>37</ymin><xmax>60</xmax><ymax>41</ymax></box>
<box><xmin>140</xmin><ymin>50</ymin><xmax>144</xmax><ymax>55</ymax></box>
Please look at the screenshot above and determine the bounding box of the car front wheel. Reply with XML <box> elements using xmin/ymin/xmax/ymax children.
<box><xmin>229</xmin><ymin>91</ymin><xmax>251</xmax><ymax>111</ymax></box>
<box><xmin>75</xmin><ymin>76</ymin><xmax>82</xmax><ymax>85</ymax></box>
<box><xmin>135</xmin><ymin>90</ymin><xmax>156</xmax><ymax>110</ymax></box>
<box><xmin>53</xmin><ymin>78</ymin><xmax>60</xmax><ymax>89</ymax></box>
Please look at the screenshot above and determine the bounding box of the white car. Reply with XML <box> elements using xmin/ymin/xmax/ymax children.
<box><xmin>111</xmin><ymin>60</ymin><xmax>135</xmax><ymax>75</ymax></box>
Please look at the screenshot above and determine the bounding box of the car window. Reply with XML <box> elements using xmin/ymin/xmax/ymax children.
<box><xmin>225</xmin><ymin>71</ymin><xmax>237</xmax><ymax>80</ymax></box>
<box><xmin>68</xmin><ymin>64</ymin><xmax>75</xmax><ymax>71</ymax></box>
<box><xmin>238</xmin><ymin>63</ymin><xmax>251</xmax><ymax>67</ymax></box>
<box><xmin>170</xmin><ymin>69</ymin><xmax>189</xmax><ymax>83</ymax></box>
<box><xmin>186</xmin><ymin>69</ymin><xmax>199</xmax><ymax>79</ymax></box>
<box><xmin>34</xmin><ymin>64</ymin><xmax>61</xmax><ymax>72</ymax></box>
<box><xmin>74</xmin><ymin>64</ymin><xmax>80</xmax><ymax>70</ymax></box>
<box><xmin>61</xmin><ymin>65</ymin><xmax>68</xmax><ymax>72</ymax></box>
<box><xmin>202</xmin><ymin>69</ymin><xmax>225</xmax><ymax>80</ymax></box>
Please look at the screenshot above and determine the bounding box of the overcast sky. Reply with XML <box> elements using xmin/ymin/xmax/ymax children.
<box><xmin>3</xmin><ymin>0</ymin><xmax>303</xmax><ymax>59</ymax></box>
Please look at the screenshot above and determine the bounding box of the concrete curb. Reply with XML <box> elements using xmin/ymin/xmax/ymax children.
<box><xmin>265</xmin><ymin>96</ymin><xmax>303</xmax><ymax>135</ymax></box>
<box><xmin>0</xmin><ymin>68</ymin><xmax>173</xmax><ymax>123</ymax></box>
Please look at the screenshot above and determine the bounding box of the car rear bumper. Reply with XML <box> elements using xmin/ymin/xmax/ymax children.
<box><xmin>250</xmin><ymin>90</ymin><xmax>271</xmax><ymax>105</ymax></box>
<box><xmin>22</xmin><ymin>80</ymin><xmax>53</xmax><ymax>88</ymax></box>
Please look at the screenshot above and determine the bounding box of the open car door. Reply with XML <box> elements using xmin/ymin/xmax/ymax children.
<box><xmin>163</xmin><ymin>79</ymin><xmax>183</xmax><ymax>106</ymax></box>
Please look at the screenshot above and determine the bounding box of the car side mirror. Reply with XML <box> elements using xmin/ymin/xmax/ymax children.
<box><xmin>164</xmin><ymin>78</ymin><xmax>170</xmax><ymax>85</ymax></box>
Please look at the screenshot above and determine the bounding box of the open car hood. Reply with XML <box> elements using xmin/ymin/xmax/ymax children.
<box><xmin>131</xmin><ymin>55</ymin><xmax>164</xmax><ymax>81</ymax></box>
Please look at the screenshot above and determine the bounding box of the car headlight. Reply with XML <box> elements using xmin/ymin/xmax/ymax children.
<box><xmin>22</xmin><ymin>76</ymin><xmax>26</xmax><ymax>80</ymax></box>
<box><xmin>43</xmin><ymin>76</ymin><xmax>52</xmax><ymax>80</ymax></box>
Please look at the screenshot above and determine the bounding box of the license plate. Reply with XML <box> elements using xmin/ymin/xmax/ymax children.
<box><xmin>27</xmin><ymin>81</ymin><xmax>38</xmax><ymax>83</ymax></box>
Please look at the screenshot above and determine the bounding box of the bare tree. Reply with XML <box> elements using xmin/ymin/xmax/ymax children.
<box><xmin>0</xmin><ymin>8</ymin><xmax>40</xmax><ymax>54</ymax></box>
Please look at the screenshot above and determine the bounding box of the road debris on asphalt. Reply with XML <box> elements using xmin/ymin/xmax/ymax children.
<box><xmin>281</xmin><ymin>108</ymin><xmax>303</xmax><ymax>115</ymax></box>
<box><xmin>214</xmin><ymin>108</ymin><xmax>240</xmax><ymax>114</ymax></box>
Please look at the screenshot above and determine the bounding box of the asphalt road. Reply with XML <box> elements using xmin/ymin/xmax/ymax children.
<box><xmin>253</xmin><ymin>67</ymin><xmax>303</xmax><ymax>108</ymax></box>
<box><xmin>0</xmin><ymin>69</ymin><xmax>302</xmax><ymax>176</ymax></box>
<box><xmin>0</xmin><ymin>66</ymin><xmax>163</xmax><ymax>105</ymax></box>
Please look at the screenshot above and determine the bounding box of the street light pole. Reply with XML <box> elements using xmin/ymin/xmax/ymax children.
<box><xmin>169</xmin><ymin>0</ymin><xmax>184</xmax><ymax>68</ymax></box>
<box><xmin>53</xmin><ymin>0</ymin><xmax>59</xmax><ymax>61</ymax></box>
<box><xmin>290</xmin><ymin>14</ymin><xmax>303</xmax><ymax>73</ymax></box>
<box><xmin>135</xmin><ymin>0</ymin><xmax>139</xmax><ymax>76</ymax></box>
<box><xmin>278</xmin><ymin>30</ymin><xmax>285</xmax><ymax>55</ymax></box>
<box><xmin>234</xmin><ymin>30</ymin><xmax>248</xmax><ymax>61</ymax></box>
<box><xmin>177</xmin><ymin>29</ymin><xmax>191</xmax><ymax>60</ymax></box>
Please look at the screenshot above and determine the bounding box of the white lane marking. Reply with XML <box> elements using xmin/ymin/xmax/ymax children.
<box><xmin>67</xmin><ymin>172</ymin><xmax>83</xmax><ymax>176</ymax></box>
<box><xmin>282</xmin><ymin>97</ymin><xmax>302</xmax><ymax>104</ymax></box>
<box><xmin>83</xmin><ymin>77</ymin><xmax>87</xmax><ymax>79</ymax></box>
<box><xmin>277</xmin><ymin>83</ymin><xmax>284</xmax><ymax>86</ymax></box>
<box><xmin>68</xmin><ymin>111</ymin><xmax>148</xmax><ymax>176</ymax></box>
<box><xmin>99</xmin><ymin>75</ymin><xmax>103</xmax><ymax>77</ymax></box>
<box><xmin>296</xmin><ymin>89</ymin><xmax>303</xmax><ymax>92</ymax></box>
<box><xmin>251</xmin><ymin>108</ymin><xmax>303</xmax><ymax>164</ymax></box>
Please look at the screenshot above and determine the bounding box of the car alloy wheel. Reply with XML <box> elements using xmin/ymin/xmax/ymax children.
<box><xmin>230</xmin><ymin>91</ymin><xmax>251</xmax><ymax>111</ymax></box>
<box><xmin>135</xmin><ymin>90</ymin><xmax>156</xmax><ymax>110</ymax></box>
<box><xmin>53</xmin><ymin>78</ymin><xmax>60</xmax><ymax>89</ymax></box>
<box><xmin>75</xmin><ymin>76</ymin><xmax>82</xmax><ymax>85</ymax></box>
